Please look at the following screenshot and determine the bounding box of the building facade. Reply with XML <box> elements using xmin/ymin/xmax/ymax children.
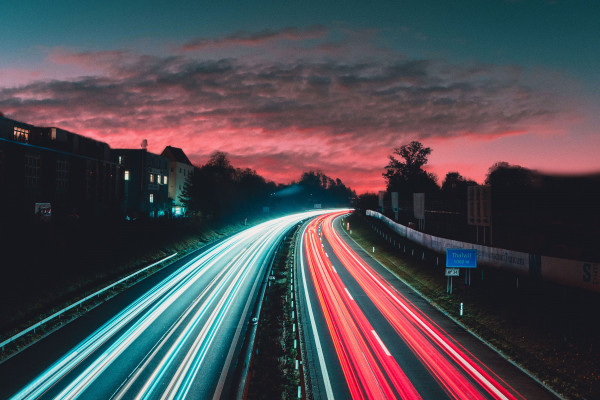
<box><xmin>0</xmin><ymin>116</ymin><xmax>122</xmax><ymax>221</ymax></box>
<box><xmin>114</xmin><ymin>149</ymin><xmax>170</xmax><ymax>219</ymax></box>
<box><xmin>161</xmin><ymin>146</ymin><xmax>194</xmax><ymax>216</ymax></box>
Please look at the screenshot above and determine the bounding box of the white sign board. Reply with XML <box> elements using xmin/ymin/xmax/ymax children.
<box><xmin>445</xmin><ymin>268</ymin><xmax>460</xmax><ymax>277</ymax></box>
<box><xmin>467</xmin><ymin>185</ymin><xmax>491</xmax><ymax>226</ymax></box>
<box><xmin>391</xmin><ymin>192</ymin><xmax>398</xmax><ymax>212</ymax></box>
<box><xmin>413</xmin><ymin>193</ymin><xmax>425</xmax><ymax>219</ymax></box>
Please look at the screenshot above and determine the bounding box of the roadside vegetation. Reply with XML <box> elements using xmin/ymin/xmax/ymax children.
<box><xmin>246</xmin><ymin>228</ymin><xmax>301</xmax><ymax>399</ymax></box>
<box><xmin>0</xmin><ymin>150</ymin><xmax>354</xmax><ymax>361</ymax></box>
<box><xmin>364</xmin><ymin>141</ymin><xmax>600</xmax><ymax>261</ymax></box>
<box><xmin>0</xmin><ymin>215</ymin><xmax>256</xmax><ymax>360</ymax></box>
<box><xmin>347</xmin><ymin>212</ymin><xmax>600</xmax><ymax>400</ymax></box>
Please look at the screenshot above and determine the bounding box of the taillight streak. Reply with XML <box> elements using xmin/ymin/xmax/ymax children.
<box><xmin>304</xmin><ymin>213</ymin><xmax>422</xmax><ymax>399</ymax></box>
<box><xmin>322</xmin><ymin>213</ymin><xmax>523</xmax><ymax>400</ymax></box>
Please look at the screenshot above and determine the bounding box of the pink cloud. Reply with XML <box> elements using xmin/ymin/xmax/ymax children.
<box><xmin>48</xmin><ymin>48</ymin><xmax>132</xmax><ymax>70</ymax></box>
<box><xmin>1</xmin><ymin>28</ymin><xmax>589</xmax><ymax>193</ymax></box>
<box><xmin>181</xmin><ymin>26</ymin><xmax>328</xmax><ymax>51</ymax></box>
<box><xmin>0</xmin><ymin>68</ymin><xmax>43</xmax><ymax>88</ymax></box>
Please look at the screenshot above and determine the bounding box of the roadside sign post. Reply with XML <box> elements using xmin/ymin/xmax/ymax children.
<box><xmin>445</xmin><ymin>267</ymin><xmax>460</xmax><ymax>294</ymax></box>
<box><xmin>445</xmin><ymin>249</ymin><xmax>477</xmax><ymax>294</ymax></box>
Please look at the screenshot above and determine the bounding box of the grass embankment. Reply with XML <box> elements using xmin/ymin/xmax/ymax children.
<box><xmin>247</xmin><ymin>229</ymin><xmax>301</xmax><ymax>400</ymax></box>
<box><xmin>346</xmin><ymin>212</ymin><xmax>600</xmax><ymax>400</ymax></box>
<box><xmin>0</xmin><ymin>215</ymin><xmax>264</xmax><ymax>360</ymax></box>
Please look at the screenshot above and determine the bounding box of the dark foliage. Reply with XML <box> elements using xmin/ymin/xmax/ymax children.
<box><xmin>383</xmin><ymin>141</ymin><xmax>439</xmax><ymax>200</ymax></box>
<box><xmin>440</xmin><ymin>171</ymin><xmax>477</xmax><ymax>212</ymax></box>
<box><xmin>356</xmin><ymin>192</ymin><xmax>379</xmax><ymax>211</ymax></box>
<box><xmin>181</xmin><ymin>151</ymin><xmax>276</xmax><ymax>220</ymax></box>
<box><xmin>485</xmin><ymin>162</ymin><xmax>600</xmax><ymax>260</ymax></box>
<box><xmin>183</xmin><ymin>153</ymin><xmax>354</xmax><ymax>221</ymax></box>
<box><xmin>295</xmin><ymin>170</ymin><xmax>355</xmax><ymax>208</ymax></box>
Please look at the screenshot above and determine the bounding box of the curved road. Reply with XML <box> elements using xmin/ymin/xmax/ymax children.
<box><xmin>297</xmin><ymin>211</ymin><xmax>559</xmax><ymax>400</ymax></box>
<box><xmin>0</xmin><ymin>211</ymin><xmax>326</xmax><ymax>400</ymax></box>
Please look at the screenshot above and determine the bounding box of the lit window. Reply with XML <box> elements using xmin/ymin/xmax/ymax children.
<box><xmin>149</xmin><ymin>193</ymin><xmax>154</xmax><ymax>203</ymax></box>
<box><xmin>14</xmin><ymin>126</ymin><xmax>30</xmax><ymax>142</ymax></box>
<box><xmin>163</xmin><ymin>175</ymin><xmax>168</xmax><ymax>184</ymax></box>
<box><xmin>149</xmin><ymin>173</ymin><xmax>154</xmax><ymax>183</ymax></box>
<box><xmin>118</xmin><ymin>156</ymin><xmax>123</xmax><ymax>165</ymax></box>
<box><xmin>124</xmin><ymin>170</ymin><xmax>130</xmax><ymax>181</ymax></box>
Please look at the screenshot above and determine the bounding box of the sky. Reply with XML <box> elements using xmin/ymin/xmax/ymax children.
<box><xmin>1</xmin><ymin>0</ymin><xmax>599</xmax><ymax>193</ymax></box>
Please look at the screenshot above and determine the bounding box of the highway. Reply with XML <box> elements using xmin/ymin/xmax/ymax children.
<box><xmin>0</xmin><ymin>211</ymin><xmax>326</xmax><ymax>400</ymax></box>
<box><xmin>297</xmin><ymin>211</ymin><xmax>558</xmax><ymax>400</ymax></box>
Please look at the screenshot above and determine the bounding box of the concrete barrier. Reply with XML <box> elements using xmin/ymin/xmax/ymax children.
<box><xmin>366</xmin><ymin>210</ymin><xmax>599</xmax><ymax>292</ymax></box>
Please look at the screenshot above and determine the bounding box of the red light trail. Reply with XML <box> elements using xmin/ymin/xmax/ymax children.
<box><xmin>304</xmin><ymin>211</ymin><xmax>525</xmax><ymax>399</ymax></box>
<box><xmin>304</xmin><ymin>213</ymin><xmax>422</xmax><ymax>399</ymax></box>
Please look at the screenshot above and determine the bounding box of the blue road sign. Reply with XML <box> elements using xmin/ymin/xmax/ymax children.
<box><xmin>446</xmin><ymin>249</ymin><xmax>477</xmax><ymax>268</ymax></box>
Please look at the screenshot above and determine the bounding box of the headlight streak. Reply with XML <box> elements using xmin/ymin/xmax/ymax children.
<box><xmin>111</xmin><ymin>257</ymin><xmax>234</xmax><ymax>400</ymax></box>
<box><xmin>58</xmin><ymin>218</ymin><xmax>301</xmax><ymax>399</ymax></box>
<box><xmin>304</xmin><ymin>213</ymin><xmax>422</xmax><ymax>400</ymax></box>
<box><xmin>10</xmin><ymin>238</ymin><xmax>236</xmax><ymax>400</ymax></box>
<box><xmin>123</xmin><ymin>250</ymin><xmax>247</xmax><ymax>400</ymax></box>
<box><xmin>160</xmin><ymin>251</ymin><xmax>252</xmax><ymax>400</ymax></box>
<box><xmin>52</xmin><ymin>237</ymin><xmax>251</xmax><ymax>400</ymax></box>
<box><xmin>10</xmin><ymin>210</ymin><xmax>331</xmax><ymax>400</ymax></box>
<box><xmin>168</xmin><ymin>227</ymin><xmax>285</xmax><ymax>400</ymax></box>
<box><xmin>321</xmin><ymin>212</ymin><xmax>524</xmax><ymax>400</ymax></box>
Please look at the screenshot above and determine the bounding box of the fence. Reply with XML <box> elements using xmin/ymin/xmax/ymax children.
<box><xmin>366</xmin><ymin>210</ymin><xmax>599</xmax><ymax>292</ymax></box>
<box><xmin>1</xmin><ymin>253</ymin><xmax>178</xmax><ymax>352</ymax></box>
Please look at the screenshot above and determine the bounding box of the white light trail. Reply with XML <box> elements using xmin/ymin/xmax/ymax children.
<box><xmin>10</xmin><ymin>210</ymin><xmax>334</xmax><ymax>400</ymax></box>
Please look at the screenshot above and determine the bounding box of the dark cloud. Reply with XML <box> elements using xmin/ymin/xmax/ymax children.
<box><xmin>0</xmin><ymin>33</ymin><xmax>563</xmax><ymax>191</ymax></box>
<box><xmin>181</xmin><ymin>25</ymin><xmax>328</xmax><ymax>51</ymax></box>
<box><xmin>0</xmin><ymin>53</ymin><xmax>557</xmax><ymax>139</ymax></box>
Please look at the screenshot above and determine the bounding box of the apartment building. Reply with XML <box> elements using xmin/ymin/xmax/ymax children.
<box><xmin>161</xmin><ymin>146</ymin><xmax>194</xmax><ymax>216</ymax></box>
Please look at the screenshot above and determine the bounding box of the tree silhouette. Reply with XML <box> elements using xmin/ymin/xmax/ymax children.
<box><xmin>297</xmin><ymin>170</ymin><xmax>355</xmax><ymax>207</ymax></box>
<box><xmin>485</xmin><ymin>161</ymin><xmax>538</xmax><ymax>229</ymax></box>
<box><xmin>441</xmin><ymin>171</ymin><xmax>477</xmax><ymax>212</ymax></box>
<box><xmin>182</xmin><ymin>151</ymin><xmax>238</xmax><ymax>218</ymax></box>
<box><xmin>383</xmin><ymin>141</ymin><xmax>438</xmax><ymax>199</ymax></box>
<box><xmin>356</xmin><ymin>193</ymin><xmax>378</xmax><ymax>211</ymax></box>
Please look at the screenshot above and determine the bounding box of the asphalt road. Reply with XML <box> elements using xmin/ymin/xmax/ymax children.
<box><xmin>0</xmin><ymin>211</ymin><xmax>327</xmax><ymax>400</ymax></box>
<box><xmin>296</xmin><ymin>211</ymin><xmax>560</xmax><ymax>400</ymax></box>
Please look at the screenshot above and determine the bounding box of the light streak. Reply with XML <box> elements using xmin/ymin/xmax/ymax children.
<box><xmin>10</xmin><ymin>210</ymin><xmax>332</xmax><ymax>400</ymax></box>
<box><xmin>371</xmin><ymin>330</ymin><xmax>391</xmax><ymax>357</ymax></box>
<box><xmin>344</xmin><ymin>288</ymin><xmax>354</xmax><ymax>301</ymax></box>
<box><xmin>319</xmin><ymin>212</ymin><xmax>524</xmax><ymax>400</ymax></box>
<box><xmin>303</xmin><ymin>213</ymin><xmax>422</xmax><ymax>400</ymax></box>
<box><xmin>299</xmin><ymin>230</ymin><xmax>336</xmax><ymax>400</ymax></box>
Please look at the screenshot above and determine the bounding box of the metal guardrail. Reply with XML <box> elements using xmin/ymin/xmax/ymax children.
<box><xmin>0</xmin><ymin>252</ymin><xmax>178</xmax><ymax>352</ymax></box>
<box><xmin>366</xmin><ymin>209</ymin><xmax>600</xmax><ymax>293</ymax></box>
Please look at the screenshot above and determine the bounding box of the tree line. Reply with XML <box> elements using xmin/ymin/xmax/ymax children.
<box><xmin>357</xmin><ymin>141</ymin><xmax>600</xmax><ymax>260</ymax></box>
<box><xmin>181</xmin><ymin>151</ymin><xmax>355</xmax><ymax>222</ymax></box>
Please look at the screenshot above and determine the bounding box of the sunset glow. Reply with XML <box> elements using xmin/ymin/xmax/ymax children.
<box><xmin>1</xmin><ymin>2</ymin><xmax>599</xmax><ymax>193</ymax></box>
